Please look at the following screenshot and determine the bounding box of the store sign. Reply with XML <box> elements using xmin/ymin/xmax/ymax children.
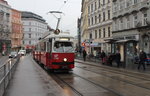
<box><xmin>114</xmin><ymin>35</ymin><xmax>139</xmax><ymax>40</ymax></box>
<box><xmin>90</xmin><ymin>42</ymin><xmax>101</xmax><ymax>47</ymax></box>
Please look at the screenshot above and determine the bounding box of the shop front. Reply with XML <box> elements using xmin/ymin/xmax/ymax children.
<box><xmin>90</xmin><ymin>42</ymin><xmax>101</xmax><ymax>56</ymax></box>
<box><xmin>114</xmin><ymin>35</ymin><xmax>139</xmax><ymax>68</ymax></box>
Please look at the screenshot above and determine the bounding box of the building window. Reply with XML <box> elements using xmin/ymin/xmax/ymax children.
<box><xmin>126</xmin><ymin>16</ymin><xmax>130</xmax><ymax>29</ymax></box>
<box><xmin>90</xmin><ymin>33</ymin><xmax>92</xmax><ymax>39</ymax></box>
<box><xmin>108</xmin><ymin>27</ymin><xmax>110</xmax><ymax>37</ymax></box>
<box><xmin>92</xmin><ymin>17</ymin><xmax>94</xmax><ymax>25</ymax></box>
<box><xmin>29</xmin><ymin>22</ymin><xmax>31</xmax><ymax>25</ymax></box>
<box><xmin>95</xmin><ymin>2</ymin><xmax>97</xmax><ymax>10</ymax></box>
<box><xmin>103</xmin><ymin>28</ymin><xmax>105</xmax><ymax>38</ymax></box>
<box><xmin>120</xmin><ymin>18</ymin><xmax>124</xmax><ymax>30</ymax></box>
<box><xmin>29</xmin><ymin>33</ymin><xmax>31</xmax><ymax>38</ymax></box>
<box><xmin>143</xmin><ymin>12</ymin><xmax>147</xmax><ymax>26</ymax></box>
<box><xmin>103</xmin><ymin>0</ymin><xmax>105</xmax><ymax>5</ymax></box>
<box><xmin>115</xmin><ymin>20</ymin><xmax>118</xmax><ymax>31</ymax></box>
<box><xmin>99</xmin><ymin>14</ymin><xmax>101</xmax><ymax>23</ymax></box>
<box><xmin>113</xmin><ymin>2</ymin><xmax>118</xmax><ymax>12</ymax></box>
<box><xmin>126</xmin><ymin>0</ymin><xmax>131</xmax><ymax>7</ymax></box>
<box><xmin>88</xmin><ymin>6</ymin><xmax>90</xmax><ymax>13</ymax></box>
<box><xmin>108</xmin><ymin>10</ymin><xmax>110</xmax><ymax>20</ymax></box>
<box><xmin>133</xmin><ymin>14</ymin><xmax>138</xmax><ymax>27</ymax></box>
<box><xmin>95</xmin><ymin>30</ymin><xmax>97</xmax><ymax>39</ymax></box>
<box><xmin>120</xmin><ymin>1</ymin><xmax>125</xmax><ymax>10</ymax></box>
<box><xmin>95</xmin><ymin>16</ymin><xmax>97</xmax><ymax>24</ymax></box>
<box><xmin>88</xmin><ymin>18</ymin><xmax>90</xmax><ymax>26</ymax></box>
<box><xmin>133</xmin><ymin>0</ymin><xmax>138</xmax><ymax>4</ymax></box>
<box><xmin>99</xmin><ymin>29</ymin><xmax>101</xmax><ymax>38</ymax></box>
<box><xmin>29</xmin><ymin>41</ymin><xmax>31</xmax><ymax>44</ymax></box>
<box><xmin>29</xmin><ymin>28</ymin><xmax>31</xmax><ymax>32</ymax></box>
<box><xmin>98</xmin><ymin>0</ymin><xmax>101</xmax><ymax>8</ymax></box>
<box><xmin>103</xmin><ymin>12</ymin><xmax>105</xmax><ymax>21</ymax></box>
<box><xmin>91</xmin><ymin>4</ymin><xmax>93</xmax><ymax>12</ymax></box>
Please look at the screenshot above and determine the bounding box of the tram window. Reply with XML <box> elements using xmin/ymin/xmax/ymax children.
<box><xmin>54</xmin><ymin>41</ymin><xmax>74</xmax><ymax>52</ymax></box>
<box><xmin>40</xmin><ymin>42</ymin><xmax>46</xmax><ymax>51</ymax></box>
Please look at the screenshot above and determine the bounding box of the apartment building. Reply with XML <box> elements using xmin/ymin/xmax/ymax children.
<box><xmin>11</xmin><ymin>9</ymin><xmax>23</xmax><ymax>51</ymax></box>
<box><xmin>112</xmin><ymin>0</ymin><xmax>150</xmax><ymax>67</ymax></box>
<box><xmin>80</xmin><ymin>0</ymin><xmax>89</xmax><ymax>53</ymax></box>
<box><xmin>0</xmin><ymin>0</ymin><xmax>11</xmax><ymax>55</ymax></box>
<box><xmin>82</xmin><ymin>0</ymin><xmax>113</xmax><ymax>55</ymax></box>
<box><xmin>21</xmin><ymin>11</ymin><xmax>48</xmax><ymax>51</ymax></box>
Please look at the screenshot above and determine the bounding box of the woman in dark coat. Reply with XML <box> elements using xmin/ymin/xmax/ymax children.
<box><xmin>115</xmin><ymin>52</ymin><xmax>121</xmax><ymax>68</ymax></box>
<box><xmin>101</xmin><ymin>50</ymin><xmax>106</xmax><ymax>64</ymax></box>
<box><xmin>83</xmin><ymin>49</ymin><xmax>87</xmax><ymax>61</ymax></box>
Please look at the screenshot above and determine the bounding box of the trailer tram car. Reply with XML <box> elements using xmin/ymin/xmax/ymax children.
<box><xmin>33</xmin><ymin>33</ymin><xmax>75</xmax><ymax>71</ymax></box>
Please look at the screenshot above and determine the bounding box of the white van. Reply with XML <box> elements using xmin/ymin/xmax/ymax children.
<box><xmin>18</xmin><ymin>50</ymin><xmax>26</xmax><ymax>55</ymax></box>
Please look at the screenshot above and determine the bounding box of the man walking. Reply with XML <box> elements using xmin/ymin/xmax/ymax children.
<box><xmin>138</xmin><ymin>50</ymin><xmax>147</xmax><ymax>71</ymax></box>
<box><xmin>82</xmin><ymin>49</ymin><xmax>87</xmax><ymax>61</ymax></box>
<box><xmin>115</xmin><ymin>51</ymin><xmax>121</xmax><ymax>68</ymax></box>
<box><xmin>101</xmin><ymin>50</ymin><xmax>106</xmax><ymax>64</ymax></box>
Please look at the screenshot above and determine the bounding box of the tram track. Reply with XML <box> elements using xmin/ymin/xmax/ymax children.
<box><xmin>50</xmin><ymin>73</ymin><xmax>84</xmax><ymax>96</ymax></box>
<box><xmin>76</xmin><ymin>66</ymin><xmax>150</xmax><ymax>90</ymax></box>
<box><xmin>32</xmin><ymin>58</ymin><xmax>150</xmax><ymax>96</ymax></box>
<box><xmin>35</xmin><ymin>60</ymin><xmax>121</xmax><ymax>96</ymax></box>
<box><xmin>75</xmin><ymin>61</ymin><xmax>150</xmax><ymax>81</ymax></box>
<box><xmin>50</xmin><ymin>72</ymin><xmax>122</xmax><ymax>96</ymax></box>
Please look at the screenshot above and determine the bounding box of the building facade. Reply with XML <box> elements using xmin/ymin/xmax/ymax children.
<box><xmin>80</xmin><ymin>0</ymin><xmax>89</xmax><ymax>53</ymax></box>
<box><xmin>11</xmin><ymin>9</ymin><xmax>23</xmax><ymax>51</ymax></box>
<box><xmin>86</xmin><ymin>0</ymin><xmax>113</xmax><ymax>55</ymax></box>
<box><xmin>21</xmin><ymin>11</ymin><xmax>48</xmax><ymax>51</ymax></box>
<box><xmin>112</xmin><ymin>0</ymin><xmax>150</xmax><ymax>67</ymax></box>
<box><xmin>0</xmin><ymin>0</ymin><xmax>11</xmax><ymax>55</ymax></box>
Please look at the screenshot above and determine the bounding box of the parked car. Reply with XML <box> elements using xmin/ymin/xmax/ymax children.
<box><xmin>18</xmin><ymin>50</ymin><xmax>26</xmax><ymax>56</ymax></box>
<box><xmin>9</xmin><ymin>52</ymin><xmax>18</xmax><ymax>58</ymax></box>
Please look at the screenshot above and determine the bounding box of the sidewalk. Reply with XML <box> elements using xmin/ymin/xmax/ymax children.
<box><xmin>4</xmin><ymin>55</ymin><xmax>67</xmax><ymax>96</ymax></box>
<box><xmin>75</xmin><ymin>58</ymin><xmax>150</xmax><ymax>74</ymax></box>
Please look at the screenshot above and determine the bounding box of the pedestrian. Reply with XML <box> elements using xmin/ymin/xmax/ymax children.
<box><xmin>101</xmin><ymin>50</ymin><xmax>106</xmax><ymax>64</ymax></box>
<box><xmin>82</xmin><ymin>49</ymin><xmax>87</xmax><ymax>61</ymax></box>
<box><xmin>138</xmin><ymin>50</ymin><xmax>147</xmax><ymax>71</ymax></box>
<box><xmin>107</xmin><ymin>53</ymin><xmax>114</xmax><ymax>66</ymax></box>
<box><xmin>115</xmin><ymin>51</ymin><xmax>121</xmax><ymax>68</ymax></box>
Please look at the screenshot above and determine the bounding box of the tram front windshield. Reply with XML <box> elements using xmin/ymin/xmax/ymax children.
<box><xmin>53</xmin><ymin>41</ymin><xmax>74</xmax><ymax>53</ymax></box>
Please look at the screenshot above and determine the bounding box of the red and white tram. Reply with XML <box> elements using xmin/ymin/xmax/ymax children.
<box><xmin>33</xmin><ymin>32</ymin><xmax>75</xmax><ymax>71</ymax></box>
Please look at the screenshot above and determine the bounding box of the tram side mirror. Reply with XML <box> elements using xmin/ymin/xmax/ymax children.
<box><xmin>49</xmin><ymin>38</ymin><xmax>52</xmax><ymax>42</ymax></box>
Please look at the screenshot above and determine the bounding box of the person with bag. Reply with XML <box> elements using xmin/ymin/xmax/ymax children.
<box><xmin>101</xmin><ymin>50</ymin><xmax>106</xmax><ymax>64</ymax></box>
<box><xmin>115</xmin><ymin>51</ymin><xmax>121</xmax><ymax>68</ymax></box>
<box><xmin>82</xmin><ymin>49</ymin><xmax>87</xmax><ymax>61</ymax></box>
<box><xmin>138</xmin><ymin>50</ymin><xmax>147</xmax><ymax>71</ymax></box>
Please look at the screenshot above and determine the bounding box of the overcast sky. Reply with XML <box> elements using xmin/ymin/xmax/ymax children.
<box><xmin>7</xmin><ymin>0</ymin><xmax>82</xmax><ymax>36</ymax></box>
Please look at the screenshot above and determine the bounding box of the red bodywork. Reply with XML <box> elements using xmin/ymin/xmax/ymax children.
<box><xmin>36</xmin><ymin>51</ymin><xmax>74</xmax><ymax>70</ymax></box>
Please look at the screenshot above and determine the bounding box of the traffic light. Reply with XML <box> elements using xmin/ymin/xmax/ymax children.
<box><xmin>82</xmin><ymin>42</ymin><xmax>85</xmax><ymax>47</ymax></box>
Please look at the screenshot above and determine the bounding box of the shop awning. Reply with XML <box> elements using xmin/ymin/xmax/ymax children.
<box><xmin>116</xmin><ymin>39</ymin><xmax>138</xmax><ymax>43</ymax></box>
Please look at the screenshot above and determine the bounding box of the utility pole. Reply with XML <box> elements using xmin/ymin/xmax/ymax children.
<box><xmin>77</xmin><ymin>18</ymin><xmax>81</xmax><ymax>55</ymax></box>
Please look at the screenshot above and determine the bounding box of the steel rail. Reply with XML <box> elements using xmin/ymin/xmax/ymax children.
<box><xmin>0</xmin><ymin>57</ymin><xmax>20</xmax><ymax>96</ymax></box>
<box><xmin>76</xmin><ymin>66</ymin><xmax>150</xmax><ymax>90</ymax></box>
<box><xmin>75</xmin><ymin>61</ymin><xmax>150</xmax><ymax>81</ymax></box>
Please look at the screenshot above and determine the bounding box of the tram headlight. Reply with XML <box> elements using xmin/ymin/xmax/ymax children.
<box><xmin>63</xmin><ymin>58</ymin><xmax>67</xmax><ymax>62</ymax></box>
